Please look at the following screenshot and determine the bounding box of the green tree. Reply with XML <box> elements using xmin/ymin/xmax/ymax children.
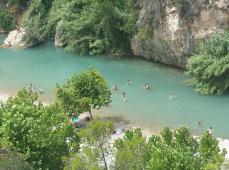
<box><xmin>200</xmin><ymin>132</ymin><xmax>226</xmax><ymax>169</ymax></box>
<box><xmin>20</xmin><ymin>0</ymin><xmax>54</xmax><ymax>43</ymax></box>
<box><xmin>56</xmin><ymin>67</ymin><xmax>111</xmax><ymax>119</ymax></box>
<box><xmin>0</xmin><ymin>89</ymin><xmax>79</xmax><ymax>169</ymax></box>
<box><xmin>3</xmin><ymin>0</ymin><xmax>30</xmax><ymax>7</ymax></box>
<box><xmin>115</xmin><ymin>127</ymin><xmax>223</xmax><ymax>170</ymax></box>
<box><xmin>65</xmin><ymin>120</ymin><xmax>113</xmax><ymax>170</ymax></box>
<box><xmin>0</xmin><ymin>9</ymin><xmax>15</xmax><ymax>31</ymax></box>
<box><xmin>147</xmin><ymin>127</ymin><xmax>225</xmax><ymax>170</ymax></box>
<box><xmin>0</xmin><ymin>148</ymin><xmax>33</xmax><ymax>170</ymax></box>
<box><xmin>46</xmin><ymin>0</ymin><xmax>137</xmax><ymax>55</ymax></box>
<box><xmin>114</xmin><ymin>128</ymin><xmax>150</xmax><ymax>170</ymax></box>
<box><xmin>186</xmin><ymin>32</ymin><xmax>229</xmax><ymax>94</ymax></box>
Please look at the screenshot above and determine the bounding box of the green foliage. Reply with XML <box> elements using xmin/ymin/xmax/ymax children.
<box><xmin>186</xmin><ymin>32</ymin><xmax>229</xmax><ymax>94</ymax></box>
<box><xmin>65</xmin><ymin>120</ymin><xmax>113</xmax><ymax>170</ymax></box>
<box><xmin>0</xmin><ymin>148</ymin><xmax>33</xmax><ymax>170</ymax></box>
<box><xmin>0</xmin><ymin>9</ymin><xmax>15</xmax><ymax>31</ymax></box>
<box><xmin>137</xmin><ymin>26</ymin><xmax>152</xmax><ymax>41</ymax></box>
<box><xmin>200</xmin><ymin>132</ymin><xmax>225</xmax><ymax>169</ymax></box>
<box><xmin>114</xmin><ymin>127</ymin><xmax>225</xmax><ymax>170</ymax></box>
<box><xmin>3</xmin><ymin>0</ymin><xmax>30</xmax><ymax>7</ymax></box>
<box><xmin>45</xmin><ymin>0</ymin><xmax>138</xmax><ymax>55</ymax></box>
<box><xmin>115</xmin><ymin>128</ymin><xmax>150</xmax><ymax>170</ymax></box>
<box><xmin>176</xmin><ymin>0</ymin><xmax>188</xmax><ymax>17</ymax></box>
<box><xmin>56</xmin><ymin>67</ymin><xmax>111</xmax><ymax>118</ymax></box>
<box><xmin>21</xmin><ymin>0</ymin><xmax>53</xmax><ymax>42</ymax></box>
<box><xmin>148</xmin><ymin>127</ymin><xmax>201</xmax><ymax>170</ymax></box>
<box><xmin>0</xmin><ymin>89</ymin><xmax>79</xmax><ymax>169</ymax></box>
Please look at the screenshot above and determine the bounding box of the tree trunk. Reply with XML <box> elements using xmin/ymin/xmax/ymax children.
<box><xmin>100</xmin><ymin>146</ymin><xmax>108</xmax><ymax>170</ymax></box>
<box><xmin>89</xmin><ymin>108</ymin><xmax>93</xmax><ymax>120</ymax></box>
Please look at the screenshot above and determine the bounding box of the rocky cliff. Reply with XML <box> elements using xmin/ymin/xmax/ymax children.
<box><xmin>3</xmin><ymin>28</ymin><xmax>37</xmax><ymax>48</ymax></box>
<box><xmin>131</xmin><ymin>0</ymin><xmax>229</xmax><ymax>68</ymax></box>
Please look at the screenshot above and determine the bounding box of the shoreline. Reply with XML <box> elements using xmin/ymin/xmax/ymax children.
<box><xmin>1</xmin><ymin>91</ymin><xmax>229</xmax><ymax>160</ymax></box>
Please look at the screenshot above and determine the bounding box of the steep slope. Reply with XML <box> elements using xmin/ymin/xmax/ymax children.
<box><xmin>131</xmin><ymin>0</ymin><xmax>229</xmax><ymax>68</ymax></box>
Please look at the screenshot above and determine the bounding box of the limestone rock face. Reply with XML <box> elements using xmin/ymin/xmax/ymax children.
<box><xmin>55</xmin><ymin>21</ymin><xmax>64</xmax><ymax>47</ymax></box>
<box><xmin>131</xmin><ymin>0</ymin><xmax>229</xmax><ymax>68</ymax></box>
<box><xmin>3</xmin><ymin>28</ymin><xmax>37</xmax><ymax>48</ymax></box>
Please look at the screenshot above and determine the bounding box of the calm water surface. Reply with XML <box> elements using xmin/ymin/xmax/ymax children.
<box><xmin>0</xmin><ymin>35</ymin><xmax>229</xmax><ymax>138</ymax></box>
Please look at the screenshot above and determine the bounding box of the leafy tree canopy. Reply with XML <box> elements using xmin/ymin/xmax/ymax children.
<box><xmin>0</xmin><ymin>9</ymin><xmax>15</xmax><ymax>31</ymax></box>
<box><xmin>56</xmin><ymin>67</ymin><xmax>111</xmax><ymax>118</ymax></box>
<box><xmin>65</xmin><ymin>120</ymin><xmax>113</xmax><ymax>170</ymax></box>
<box><xmin>186</xmin><ymin>32</ymin><xmax>229</xmax><ymax>94</ymax></box>
<box><xmin>114</xmin><ymin>127</ymin><xmax>225</xmax><ymax>170</ymax></box>
<box><xmin>21</xmin><ymin>0</ymin><xmax>138</xmax><ymax>55</ymax></box>
<box><xmin>0</xmin><ymin>89</ymin><xmax>79</xmax><ymax>169</ymax></box>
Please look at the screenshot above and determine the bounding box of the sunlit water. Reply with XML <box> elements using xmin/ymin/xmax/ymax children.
<box><xmin>0</xmin><ymin>35</ymin><xmax>229</xmax><ymax>138</ymax></box>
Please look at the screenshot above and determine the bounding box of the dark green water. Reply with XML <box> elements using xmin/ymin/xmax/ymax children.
<box><xmin>0</xmin><ymin>35</ymin><xmax>229</xmax><ymax>138</ymax></box>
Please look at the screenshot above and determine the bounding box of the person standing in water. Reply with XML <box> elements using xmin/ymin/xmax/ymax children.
<box><xmin>142</xmin><ymin>83</ymin><xmax>150</xmax><ymax>90</ymax></box>
<box><xmin>145</xmin><ymin>83</ymin><xmax>150</xmax><ymax>90</ymax></box>
<box><xmin>127</xmin><ymin>80</ymin><xmax>132</xmax><ymax>86</ymax></box>
<box><xmin>122</xmin><ymin>91</ymin><xmax>127</xmax><ymax>102</ymax></box>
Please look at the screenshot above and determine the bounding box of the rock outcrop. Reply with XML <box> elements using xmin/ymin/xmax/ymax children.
<box><xmin>3</xmin><ymin>28</ymin><xmax>37</xmax><ymax>48</ymax></box>
<box><xmin>55</xmin><ymin>21</ymin><xmax>64</xmax><ymax>47</ymax></box>
<box><xmin>131</xmin><ymin>0</ymin><xmax>229</xmax><ymax>68</ymax></box>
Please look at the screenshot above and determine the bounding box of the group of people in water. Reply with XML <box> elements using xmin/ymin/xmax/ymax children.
<box><xmin>111</xmin><ymin>80</ymin><xmax>177</xmax><ymax>102</ymax></box>
<box><xmin>111</xmin><ymin>80</ymin><xmax>153</xmax><ymax>102</ymax></box>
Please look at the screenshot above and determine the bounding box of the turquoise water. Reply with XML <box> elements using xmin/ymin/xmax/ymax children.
<box><xmin>0</xmin><ymin>35</ymin><xmax>229</xmax><ymax>138</ymax></box>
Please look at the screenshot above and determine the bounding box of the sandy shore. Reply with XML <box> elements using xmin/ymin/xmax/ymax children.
<box><xmin>0</xmin><ymin>92</ymin><xmax>9</xmax><ymax>103</ymax></box>
<box><xmin>1</xmin><ymin>92</ymin><xmax>229</xmax><ymax>160</ymax></box>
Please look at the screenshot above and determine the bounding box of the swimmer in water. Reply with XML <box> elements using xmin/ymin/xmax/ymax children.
<box><xmin>169</xmin><ymin>93</ymin><xmax>177</xmax><ymax>100</ymax></box>
<box><xmin>122</xmin><ymin>91</ymin><xmax>127</xmax><ymax>102</ymax></box>
<box><xmin>127</xmin><ymin>80</ymin><xmax>132</xmax><ymax>86</ymax></box>
<box><xmin>142</xmin><ymin>83</ymin><xmax>150</xmax><ymax>90</ymax></box>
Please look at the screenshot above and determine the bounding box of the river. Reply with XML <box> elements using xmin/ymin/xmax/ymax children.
<box><xmin>0</xmin><ymin>35</ymin><xmax>229</xmax><ymax>138</ymax></box>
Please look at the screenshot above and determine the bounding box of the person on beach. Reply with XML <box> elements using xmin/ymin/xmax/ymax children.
<box><xmin>127</xmin><ymin>80</ymin><xmax>132</xmax><ymax>86</ymax></box>
<box><xmin>208</xmin><ymin>127</ymin><xmax>213</xmax><ymax>134</ymax></box>
<box><xmin>112</xmin><ymin>84</ymin><xmax>118</xmax><ymax>93</ymax></box>
<box><xmin>8</xmin><ymin>41</ymin><xmax>11</xmax><ymax>47</ymax></box>
<box><xmin>29</xmin><ymin>83</ymin><xmax>33</xmax><ymax>92</ymax></box>
<box><xmin>39</xmin><ymin>88</ymin><xmax>44</xmax><ymax>94</ymax></box>
<box><xmin>122</xmin><ymin>91</ymin><xmax>127</xmax><ymax>102</ymax></box>
<box><xmin>198</xmin><ymin>121</ymin><xmax>201</xmax><ymax>126</ymax></box>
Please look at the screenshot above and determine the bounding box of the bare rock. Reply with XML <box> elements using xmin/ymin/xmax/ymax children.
<box><xmin>131</xmin><ymin>0</ymin><xmax>229</xmax><ymax>68</ymax></box>
<box><xmin>3</xmin><ymin>28</ymin><xmax>37</xmax><ymax>48</ymax></box>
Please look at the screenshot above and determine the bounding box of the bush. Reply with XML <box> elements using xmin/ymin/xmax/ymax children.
<box><xmin>0</xmin><ymin>89</ymin><xmax>79</xmax><ymax>169</ymax></box>
<box><xmin>21</xmin><ymin>0</ymin><xmax>53</xmax><ymax>42</ymax></box>
<box><xmin>186</xmin><ymin>32</ymin><xmax>229</xmax><ymax>94</ymax></box>
<box><xmin>46</xmin><ymin>0</ymin><xmax>138</xmax><ymax>55</ymax></box>
<box><xmin>3</xmin><ymin>0</ymin><xmax>30</xmax><ymax>7</ymax></box>
<box><xmin>0</xmin><ymin>9</ymin><xmax>15</xmax><ymax>31</ymax></box>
